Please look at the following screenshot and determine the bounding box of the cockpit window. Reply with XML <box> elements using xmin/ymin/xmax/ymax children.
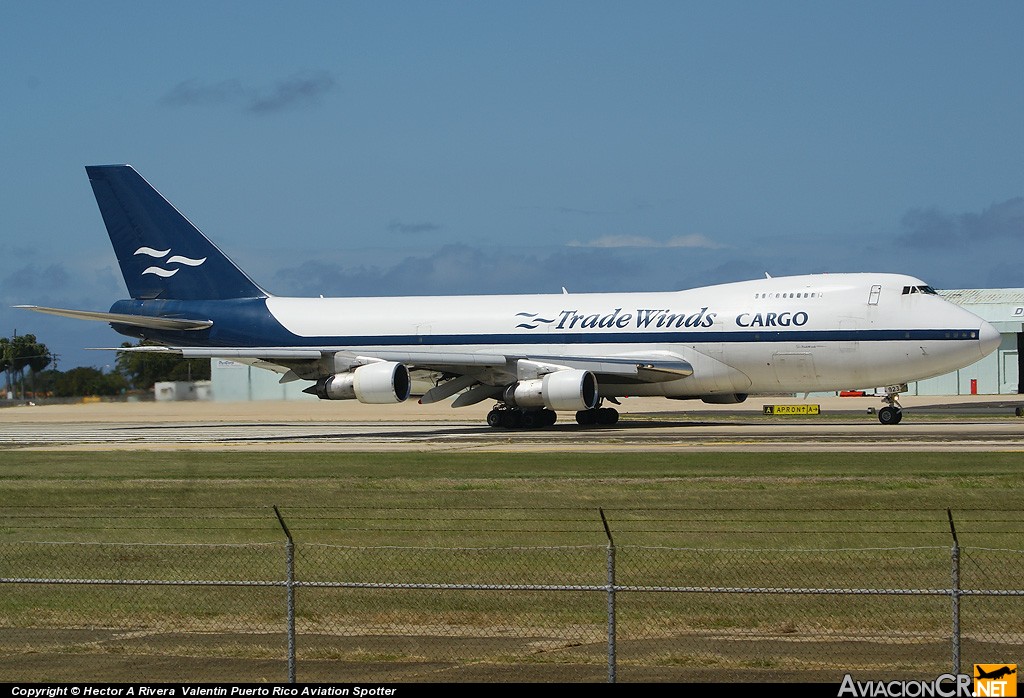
<box><xmin>902</xmin><ymin>285</ymin><xmax>938</xmax><ymax>295</ymax></box>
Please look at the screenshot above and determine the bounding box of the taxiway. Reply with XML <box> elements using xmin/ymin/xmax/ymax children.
<box><xmin>2</xmin><ymin>396</ymin><xmax>1022</xmax><ymax>452</ymax></box>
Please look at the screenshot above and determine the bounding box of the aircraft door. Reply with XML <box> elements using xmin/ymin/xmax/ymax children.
<box><xmin>1002</xmin><ymin>349</ymin><xmax>1018</xmax><ymax>394</ymax></box>
<box><xmin>868</xmin><ymin>285</ymin><xmax>881</xmax><ymax>305</ymax></box>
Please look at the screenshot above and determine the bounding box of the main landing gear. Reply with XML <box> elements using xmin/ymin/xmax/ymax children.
<box><xmin>486</xmin><ymin>405</ymin><xmax>557</xmax><ymax>429</ymax></box>
<box><xmin>575</xmin><ymin>406</ymin><xmax>619</xmax><ymax>426</ymax></box>
<box><xmin>484</xmin><ymin>403</ymin><xmax>621</xmax><ymax>429</ymax></box>
<box><xmin>877</xmin><ymin>384</ymin><xmax>906</xmax><ymax>425</ymax></box>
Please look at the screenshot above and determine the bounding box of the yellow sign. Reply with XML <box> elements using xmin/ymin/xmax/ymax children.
<box><xmin>975</xmin><ymin>665</ymin><xmax>1018</xmax><ymax>697</ymax></box>
<box><xmin>762</xmin><ymin>404</ymin><xmax>820</xmax><ymax>416</ymax></box>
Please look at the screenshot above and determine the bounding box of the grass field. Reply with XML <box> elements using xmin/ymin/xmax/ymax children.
<box><xmin>2</xmin><ymin>450</ymin><xmax>1022</xmax><ymax>547</ymax></box>
<box><xmin>1</xmin><ymin>450</ymin><xmax>1022</xmax><ymax>682</ymax></box>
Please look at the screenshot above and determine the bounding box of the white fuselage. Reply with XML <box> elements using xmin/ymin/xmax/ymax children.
<box><xmin>262</xmin><ymin>272</ymin><xmax>998</xmax><ymax>398</ymax></box>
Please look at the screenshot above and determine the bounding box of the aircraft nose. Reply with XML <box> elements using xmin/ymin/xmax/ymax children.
<box><xmin>978</xmin><ymin>321</ymin><xmax>1000</xmax><ymax>358</ymax></box>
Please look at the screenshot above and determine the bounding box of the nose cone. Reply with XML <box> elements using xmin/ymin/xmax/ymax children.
<box><xmin>978</xmin><ymin>321</ymin><xmax>1000</xmax><ymax>358</ymax></box>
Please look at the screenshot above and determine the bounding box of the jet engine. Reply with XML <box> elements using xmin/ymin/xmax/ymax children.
<box><xmin>306</xmin><ymin>362</ymin><xmax>411</xmax><ymax>403</ymax></box>
<box><xmin>503</xmin><ymin>369</ymin><xmax>599</xmax><ymax>411</ymax></box>
<box><xmin>700</xmin><ymin>393</ymin><xmax>748</xmax><ymax>404</ymax></box>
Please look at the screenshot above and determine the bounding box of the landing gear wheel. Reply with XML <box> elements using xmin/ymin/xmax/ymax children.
<box><xmin>500</xmin><ymin>409</ymin><xmax>521</xmax><ymax>429</ymax></box>
<box><xmin>576</xmin><ymin>407</ymin><xmax>619</xmax><ymax>425</ymax></box>
<box><xmin>520</xmin><ymin>410</ymin><xmax>540</xmax><ymax>428</ymax></box>
<box><xmin>878</xmin><ymin>405</ymin><xmax>903</xmax><ymax>425</ymax></box>
<box><xmin>486</xmin><ymin>409</ymin><xmax>503</xmax><ymax>428</ymax></box>
<box><xmin>878</xmin><ymin>384</ymin><xmax>907</xmax><ymax>425</ymax></box>
<box><xmin>596</xmin><ymin>407</ymin><xmax>619</xmax><ymax>425</ymax></box>
<box><xmin>486</xmin><ymin>405</ymin><xmax>558</xmax><ymax>429</ymax></box>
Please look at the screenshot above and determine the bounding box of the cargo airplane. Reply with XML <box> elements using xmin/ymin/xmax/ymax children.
<box><xmin>18</xmin><ymin>165</ymin><xmax>1000</xmax><ymax>427</ymax></box>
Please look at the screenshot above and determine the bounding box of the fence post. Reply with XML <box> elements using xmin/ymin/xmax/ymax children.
<box><xmin>274</xmin><ymin>505</ymin><xmax>297</xmax><ymax>684</ymax></box>
<box><xmin>947</xmin><ymin>508</ymin><xmax>960</xmax><ymax>675</ymax></box>
<box><xmin>600</xmin><ymin>508</ymin><xmax>616</xmax><ymax>683</ymax></box>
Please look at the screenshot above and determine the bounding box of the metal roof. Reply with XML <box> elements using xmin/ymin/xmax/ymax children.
<box><xmin>938</xmin><ymin>288</ymin><xmax>1024</xmax><ymax>305</ymax></box>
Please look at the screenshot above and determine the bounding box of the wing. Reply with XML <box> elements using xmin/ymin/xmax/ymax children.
<box><xmin>26</xmin><ymin>304</ymin><xmax>694</xmax><ymax>400</ymax></box>
<box><xmin>111</xmin><ymin>345</ymin><xmax>694</xmax><ymax>405</ymax></box>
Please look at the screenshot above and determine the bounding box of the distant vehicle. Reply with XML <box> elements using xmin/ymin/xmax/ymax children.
<box><xmin>19</xmin><ymin>165</ymin><xmax>999</xmax><ymax>427</ymax></box>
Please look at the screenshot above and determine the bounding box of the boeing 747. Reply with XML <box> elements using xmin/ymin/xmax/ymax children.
<box><xmin>19</xmin><ymin>165</ymin><xmax>1000</xmax><ymax>427</ymax></box>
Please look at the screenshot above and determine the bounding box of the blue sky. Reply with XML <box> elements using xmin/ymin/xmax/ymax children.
<box><xmin>3</xmin><ymin>2</ymin><xmax>1023</xmax><ymax>369</ymax></box>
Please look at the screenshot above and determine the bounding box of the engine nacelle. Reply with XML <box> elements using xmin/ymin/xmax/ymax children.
<box><xmin>503</xmin><ymin>369</ymin><xmax>599</xmax><ymax>411</ymax></box>
<box><xmin>700</xmin><ymin>393</ymin><xmax>748</xmax><ymax>405</ymax></box>
<box><xmin>308</xmin><ymin>362</ymin><xmax>411</xmax><ymax>403</ymax></box>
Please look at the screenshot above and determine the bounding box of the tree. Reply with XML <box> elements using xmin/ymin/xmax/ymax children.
<box><xmin>30</xmin><ymin>369</ymin><xmax>63</xmax><ymax>397</ymax></box>
<box><xmin>115</xmin><ymin>342</ymin><xmax>211</xmax><ymax>390</ymax></box>
<box><xmin>0</xmin><ymin>337</ymin><xmax>10</xmax><ymax>397</ymax></box>
<box><xmin>1</xmin><ymin>333</ymin><xmax>51</xmax><ymax>398</ymax></box>
<box><xmin>53</xmin><ymin>367</ymin><xmax>127</xmax><ymax>397</ymax></box>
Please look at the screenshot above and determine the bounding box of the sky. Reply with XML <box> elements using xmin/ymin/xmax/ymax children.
<box><xmin>2</xmin><ymin>2</ymin><xmax>1023</xmax><ymax>370</ymax></box>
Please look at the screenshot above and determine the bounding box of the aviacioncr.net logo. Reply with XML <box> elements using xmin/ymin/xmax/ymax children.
<box><xmin>974</xmin><ymin>665</ymin><xmax>1017</xmax><ymax>697</ymax></box>
<box><xmin>838</xmin><ymin>674</ymin><xmax>973</xmax><ymax>697</ymax></box>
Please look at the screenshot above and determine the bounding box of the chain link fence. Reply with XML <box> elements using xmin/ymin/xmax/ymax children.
<box><xmin>1</xmin><ymin>526</ymin><xmax>1021</xmax><ymax>682</ymax></box>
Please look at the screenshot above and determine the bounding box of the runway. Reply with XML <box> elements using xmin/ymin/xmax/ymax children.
<box><xmin>3</xmin><ymin>396</ymin><xmax>1023</xmax><ymax>451</ymax></box>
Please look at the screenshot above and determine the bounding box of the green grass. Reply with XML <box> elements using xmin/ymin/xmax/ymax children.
<box><xmin>1</xmin><ymin>450</ymin><xmax>1022</xmax><ymax>681</ymax></box>
<box><xmin>1</xmin><ymin>450</ymin><xmax>1022</xmax><ymax>547</ymax></box>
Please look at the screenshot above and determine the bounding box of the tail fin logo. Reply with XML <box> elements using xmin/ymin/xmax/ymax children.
<box><xmin>134</xmin><ymin>246</ymin><xmax>207</xmax><ymax>279</ymax></box>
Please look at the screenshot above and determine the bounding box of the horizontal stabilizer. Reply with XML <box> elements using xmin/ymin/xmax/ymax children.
<box><xmin>15</xmin><ymin>305</ymin><xmax>212</xmax><ymax>331</ymax></box>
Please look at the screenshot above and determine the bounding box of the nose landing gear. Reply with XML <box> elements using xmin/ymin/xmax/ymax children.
<box><xmin>877</xmin><ymin>384</ymin><xmax>907</xmax><ymax>425</ymax></box>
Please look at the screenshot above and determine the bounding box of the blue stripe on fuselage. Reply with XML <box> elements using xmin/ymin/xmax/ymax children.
<box><xmin>108</xmin><ymin>298</ymin><xmax>981</xmax><ymax>348</ymax></box>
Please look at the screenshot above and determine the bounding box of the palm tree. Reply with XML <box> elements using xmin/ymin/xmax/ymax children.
<box><xmin>5</xmin><ymin>334</ymin><xmax>51</xmax><ymax>399</ymax></box>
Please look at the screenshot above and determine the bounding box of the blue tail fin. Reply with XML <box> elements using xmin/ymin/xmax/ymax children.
<box><xmin>86</xmin><ymin>165</ymin><xmax>268</xmax><ymax>300</ymax></box>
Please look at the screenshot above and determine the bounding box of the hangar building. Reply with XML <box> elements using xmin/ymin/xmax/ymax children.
<box><xmin>909</xmin><ymin>289</ymin><xmax>1023</xmax><ymax>396</ymax></box>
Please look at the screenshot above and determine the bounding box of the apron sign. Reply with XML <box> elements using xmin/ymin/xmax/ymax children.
<box><xmin>763</xmin><ymin>404</ymin><xmax>821</xmax><ymax>416</ymax></box>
